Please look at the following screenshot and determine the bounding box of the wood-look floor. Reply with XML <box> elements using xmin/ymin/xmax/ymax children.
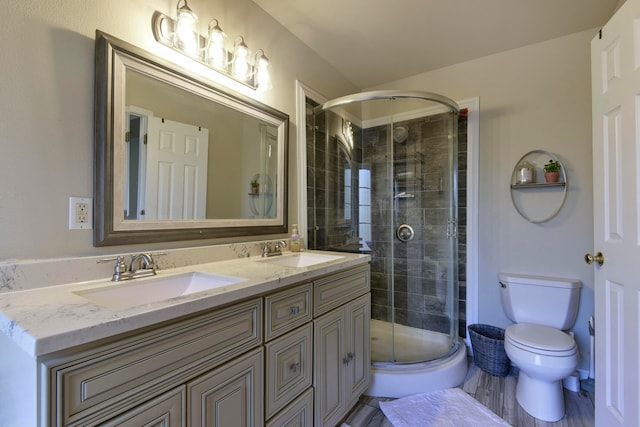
<box><xmin>341</xmin><ymin>361</ymin><xmax>595</xmax><ymax>427</ymax></box>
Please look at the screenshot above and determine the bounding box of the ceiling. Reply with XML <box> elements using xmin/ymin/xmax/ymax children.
<box><xmin>253</xmin><ymin>0</ymin><xmax>622</xmax><ymax>88</ymax></box>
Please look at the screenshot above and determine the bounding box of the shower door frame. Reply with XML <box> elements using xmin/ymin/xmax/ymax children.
<box><xmin>294</xmin><ymin>81</ymin><xmax>480</xmax><ymax>350</ymax></box>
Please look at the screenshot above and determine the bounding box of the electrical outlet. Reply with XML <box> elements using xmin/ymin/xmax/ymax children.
<box><xmin>69</xmin><ymin>197</ymin><xmax>92</xmax><ymax>230</ymax></box>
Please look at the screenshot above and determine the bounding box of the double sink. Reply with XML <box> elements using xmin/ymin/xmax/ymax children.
<box><xmin>75</xmin><ymin>252</ymin><xmax>344</xmax><ymax>310</ymax></box>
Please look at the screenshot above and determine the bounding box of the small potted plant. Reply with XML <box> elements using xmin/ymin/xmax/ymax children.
<box><xmin>250</xmin><ymin>179</ymin><xmax>259</xmax><ymax>194</ymax></box>
<box><xmin>543</xmin><ymin>159</ymin><xmax>561</xmax><ymax>183</ymax></box>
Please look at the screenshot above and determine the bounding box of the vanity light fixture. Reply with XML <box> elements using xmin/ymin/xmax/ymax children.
<box><xmin>151</xmin><ymin>3</ymin><xmax>272</xmax><ymax>90</ymax></box>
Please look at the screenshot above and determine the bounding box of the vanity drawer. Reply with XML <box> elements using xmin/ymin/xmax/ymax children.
<box><xmin>266</xmin><ymin>387</ymin><xmax>314</xmax><ymax>427</ymax></box>
<box><xmin>47</xmin><ymin>298</ymin><xmax>262</xmax><ymax>427</ymax></box>
<box><xmin>265</xmin><ymin>323</ymin><xmax>313</xmax><ymax>419</ymax></box>
<box><xmin>264</xmin><ymin>283</ymin><xmax>312</xmax><ymax>341</ymax></box>
<box><xmin>98</xmin><ymin>386</ymin><xmax>186</xmax><ymax>427</ymax></box>
<box><xmin>314</xmin><ymin>266</ymin><xmax>370</xmax><ymax>316</ymax></box>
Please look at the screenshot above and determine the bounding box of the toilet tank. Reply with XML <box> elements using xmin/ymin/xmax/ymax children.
<box><xmin>498</xmin><ymin>273</ymin><xmax>582</xmax><ymax>329</ymax></box>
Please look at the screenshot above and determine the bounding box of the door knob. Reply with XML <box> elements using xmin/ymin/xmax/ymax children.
<box><xmin>585</xmin><ymin>252</ymin><xmax>604</xmax><ymax>266</ymax></box>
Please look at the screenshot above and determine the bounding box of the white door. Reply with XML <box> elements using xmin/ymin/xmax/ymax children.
<box><xmin>591</xmin><ymin>0</ymin><xmax>640</xmax><ymax>425</ymax></box>
<box><xmin>145</xmin><ymin>117</ymin><xmax>209</xmax><ymax>220</ymax></box>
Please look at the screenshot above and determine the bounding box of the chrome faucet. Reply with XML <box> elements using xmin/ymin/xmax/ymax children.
<box><xmin>99</xmin><ymin>253</ymin><xmax>161</xmax><ymax>282</ymax></box>
<box><xmin>262</xmin><ymin>240</ymin><xmax>287</xmax><ymax>257</ymax></box>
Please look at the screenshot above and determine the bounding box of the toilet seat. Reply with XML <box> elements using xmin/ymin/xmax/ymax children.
<box><xmin>506</xmin><ymin>323</ymin><xmax>576</xmax><ymax>357</ymax></box>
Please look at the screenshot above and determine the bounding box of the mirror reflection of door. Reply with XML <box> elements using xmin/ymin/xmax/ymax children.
<box><xmin>145</xmin><ymin>117</ymin><xmax>209</xmax><ymax>220</ymax></box>
<box><xmin>125</xmin><ymin>107</ymin><xmax>151</xmax><ymax>220</ymax></box>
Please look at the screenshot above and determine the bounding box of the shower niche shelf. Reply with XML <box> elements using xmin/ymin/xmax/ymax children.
<box><xmin>393</xmin><ymin>152</ymin><xmax>424</xmax><ymax>195</ymax></box>
<box><xmin>509</xmin><ymin>150</ymin><xmax>568</xmax><ymax>223</ymax></box>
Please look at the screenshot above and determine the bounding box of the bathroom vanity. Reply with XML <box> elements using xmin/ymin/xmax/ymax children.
<box><xmin>0</xmin><ymin>251</ymin><xmax>370</xmax><ymax>427</ymax></box>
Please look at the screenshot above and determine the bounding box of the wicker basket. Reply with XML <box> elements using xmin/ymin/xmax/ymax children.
<box><xmin>468</xmin><ymin>324</ymin><xmax>511</xmax><ymax>377</ymax></box>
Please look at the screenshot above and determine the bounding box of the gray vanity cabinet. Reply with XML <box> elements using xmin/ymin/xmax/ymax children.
<box><xmin>33</xmin><ymin>262</ymin><xmax>369</xmax><ymax>427</ymax></box>
<box><xmin>313</xmin><ymin>266</ymin><xmax>371</xmax><ymax>427</ymax></box>
<box><xmin>264</xmin><ymin>264</ymin><xmax>370</xmax><ymax>427</ymax></box>
<box><xmin>45</xmin><ymin>299</ymin><xmax>262</xmax><ymax>427</ymax></box>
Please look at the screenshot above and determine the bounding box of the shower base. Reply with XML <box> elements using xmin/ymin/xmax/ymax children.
<box><xmin>366</xmin><ymin>320</ymin><xmax>468</xmax><ymax>398</ymax></box>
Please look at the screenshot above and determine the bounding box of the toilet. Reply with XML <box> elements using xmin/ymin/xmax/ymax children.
<box><xmin>498</xmin><ymin>273</ymin><xmax>582</xmax><ymax>422</ymax></box>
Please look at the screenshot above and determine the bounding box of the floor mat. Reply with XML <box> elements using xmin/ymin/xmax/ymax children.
<box><xmin>379</xmin><ymin>388</ymin><xmax>511</xmax><ymax>427</ymax></box>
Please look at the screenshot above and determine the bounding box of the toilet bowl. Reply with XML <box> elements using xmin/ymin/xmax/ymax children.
<box><xmin>498</xmin><ymin>273</ymin><xmax>582</xmax><ymax>422</ymax></box>
<box><xmin>505</xmin><ymin>323</ymin><xmax>578</xmax><ymax>422</ymax></box>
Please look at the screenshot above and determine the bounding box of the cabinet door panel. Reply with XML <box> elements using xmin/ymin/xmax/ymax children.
<box><xmin>313</xmin><ymin>308</ymin><xmax>345</xmax><ymax>427</ymax></box>
<box><xmin>346</xmin><ymin>294</ymin><xmax>371</xmax><ymax>406</ymax></box>
<box><xmin>187</xmin><ymin>348</ymin><xmax>263</xmax><ymax>427</ymax></box>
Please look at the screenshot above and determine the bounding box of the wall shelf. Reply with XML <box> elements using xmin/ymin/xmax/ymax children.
<box><xmin>509</xmin><ymin>150</ymin><xmax>568</xmax><ymax>223</ymax></box>
<box><xmin>511</xmin><ymin>182</ymin><xmax>566</xmax><ymax>189</ymax></box>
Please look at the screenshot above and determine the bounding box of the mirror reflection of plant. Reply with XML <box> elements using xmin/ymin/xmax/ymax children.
<box><xmin>543</xmin><ymin>159</ymin><xmax>561</xmax><ymax>173</ymax></box>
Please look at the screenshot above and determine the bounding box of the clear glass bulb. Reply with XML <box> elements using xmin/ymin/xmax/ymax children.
<box><xmin>174</xmin><ymin>0</ymin><xmax>199</xmax><ymax>58</ymax></box>
<box><xmin>206</xmin><ymin>20</ymin><xmax>227</xmax><ymax>70</ymax></box>
<box><xmin>232</xmin><ymin>37</ymin><xmax>250</xmax><ymax>81</ymax></box>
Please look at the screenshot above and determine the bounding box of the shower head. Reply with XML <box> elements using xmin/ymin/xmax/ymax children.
<box><xmin>393</xmin><ymin>126</ymin><xmax>408</xmax><ymax>143</ymax></box>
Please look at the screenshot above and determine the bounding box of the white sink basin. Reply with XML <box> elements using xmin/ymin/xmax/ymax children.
<box><xmin>74</xmin><ymin>272</ymin><xmax>246</xmax><ymax>310</ymax></box>
<box><xmin>259</xmin><ymin>252</ymin><xmax>345</xmax><ymax>268</ymax></box>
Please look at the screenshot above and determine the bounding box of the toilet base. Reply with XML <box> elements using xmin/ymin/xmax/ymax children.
<box><xmin>516</xmin><ymin>370</ymin><xmax>566</xmax><ymax>422</ymax></box>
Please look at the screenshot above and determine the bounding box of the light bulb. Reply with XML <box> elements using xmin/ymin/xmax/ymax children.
<box><xmin>206</xmin><ymin>19</ymin><xmax>227</xmax><ymax>70</ymax></box>
<box><xmin>174</xmin><ymin>0</ymin><xmax>199</xmax><ymax>58</ymax></box>
<box><xmin>232</xmin><ymin>36</ymin><xmax>250</xmax><ymax>81</ymax></box>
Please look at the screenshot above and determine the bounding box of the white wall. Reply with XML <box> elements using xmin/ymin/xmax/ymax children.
<box><xmin>0</xmin><ymin>0</ymin><xmax>357</xmax><ymax>260</ymax></box>
<box><xmin>367</xmin><ymin>30</ymin><xmax>596</xmax><ymax>370</ymax></box>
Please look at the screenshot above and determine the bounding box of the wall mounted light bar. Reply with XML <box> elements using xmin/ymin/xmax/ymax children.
<box><xmin>151</xmin><ymin>2</ymin><xmax>271</xmax><ymax>91</ymax></box>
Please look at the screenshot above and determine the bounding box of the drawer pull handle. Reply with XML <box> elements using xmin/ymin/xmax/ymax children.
<box><xmin>289</xmin><ymin>306</ymin><xmax>301</xmax><ymax>316</ymax></box>
<box><xmin>289</xmin><ymin>362</ymin><xmax>301</xmax><ymax>373</ymax></box>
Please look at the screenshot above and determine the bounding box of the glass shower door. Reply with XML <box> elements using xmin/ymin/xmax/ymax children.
<box><xmin>308</xmin><ymin>95</ymin><xmax>459</xmax><ymax>365</ymax></box>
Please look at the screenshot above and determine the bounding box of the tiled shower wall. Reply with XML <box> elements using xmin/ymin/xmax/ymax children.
<box><xmin>306</xmin><ymin>99</ymin><xmax>468</xmax><ymax>339</ymax></box>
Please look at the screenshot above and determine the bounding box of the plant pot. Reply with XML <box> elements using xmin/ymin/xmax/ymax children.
<box><xmin>544</xmin><ymin>172</ymin><xmax>560</xmax><ymax>183</ymax></box>
<box><xmin>251</xmin><ymin>186</ymin><xmax>259</xmax><ymax>195</ymax></box>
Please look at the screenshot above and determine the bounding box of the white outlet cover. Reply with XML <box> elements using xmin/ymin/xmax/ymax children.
<box><xmin>69</xmin><ymin>197</ymin><xmax>93</xmax><ymax>230</ymax></box>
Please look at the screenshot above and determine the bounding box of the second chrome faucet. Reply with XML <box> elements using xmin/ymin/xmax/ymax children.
<box><xmin>262</xmin><ymin>241</ymin><xmax>287</xmax><ymax>257</ymax></box>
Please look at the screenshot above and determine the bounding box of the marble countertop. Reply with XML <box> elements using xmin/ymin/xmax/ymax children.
<box><xmin>0</xmin><ymin>250</ymin><xmax>369</xmax><ymax>358</ymax></box>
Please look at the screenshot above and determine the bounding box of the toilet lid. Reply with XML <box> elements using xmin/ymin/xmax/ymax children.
<box><xmin>506</xmin><ymin>323</ymin><xmax>576</xmax><ymax>355</ymax></box>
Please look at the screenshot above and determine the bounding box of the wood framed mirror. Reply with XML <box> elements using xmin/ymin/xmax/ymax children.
<box><xmin>94</xmin><ymin>31</ymin><xmax>288</xmax><ymax>246</ymax></box>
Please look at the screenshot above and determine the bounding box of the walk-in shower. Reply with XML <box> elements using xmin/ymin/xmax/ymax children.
<box><xmin>306</xmin><ymin>90</ymin><xmax>467</xmax><ymax>397</ymax></box>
